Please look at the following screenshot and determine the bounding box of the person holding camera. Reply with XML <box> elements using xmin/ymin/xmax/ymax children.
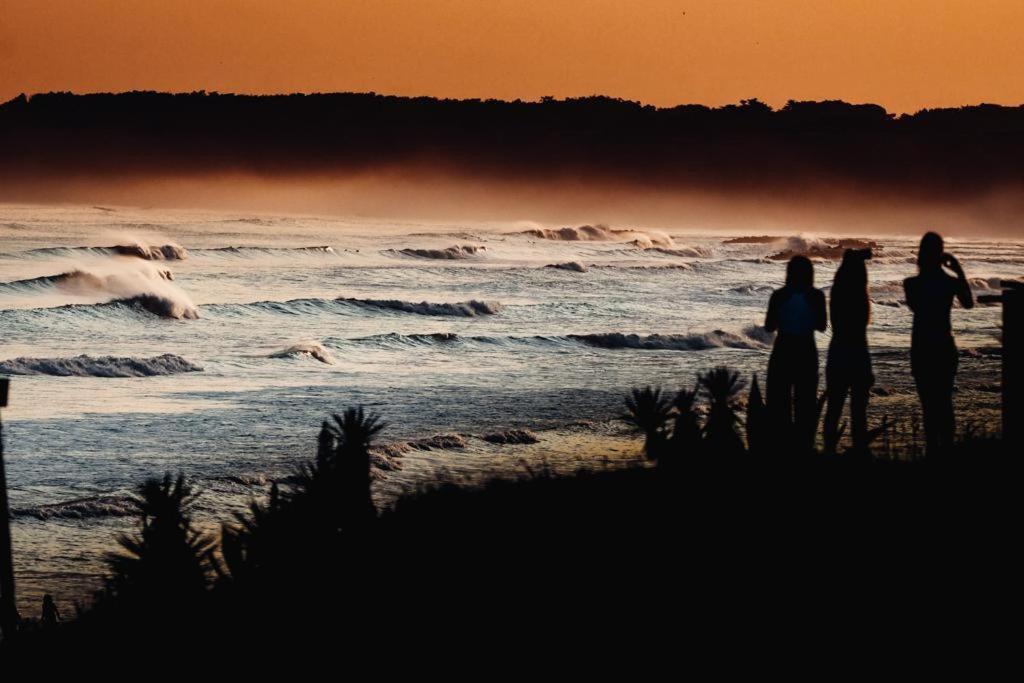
<box><xmin>823</xmin><ymin>248</ymin><xmax>874</xmax><ymax>454</ymax></box>
<box><xmin>765</xmin><ymin>255</ymin><xmax>828</xmax><ymax>452</ymax></box>
<box><xmin>903</xmin><ymin>232</ymin><xmax>974</xmax><ymax>456</ymax></box>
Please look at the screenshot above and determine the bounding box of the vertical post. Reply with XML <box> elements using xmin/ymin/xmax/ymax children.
<box><xmin>1004</xmin><ymin>289</ymin><xmax>1022</xmax><ymax>452</ymax></box>
<box><xmin>0</xmin><ymin>377</ymin><xmax>17</xmax><ymax>640</ymax></box>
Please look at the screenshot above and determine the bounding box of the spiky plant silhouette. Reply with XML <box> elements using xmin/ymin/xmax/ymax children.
<box><xmin>218</xmin><ymin>482</ymin><xmax>290</xmax><ymax>585</ymax></box>
<box><xmin>624</xmin><ymin>386</ymin><xmax>672</xmax><ymax>460</ymax></box>
<box><xmin>745</xmin><ymin>374</ymin><xmax>767</xmax><ymax>455</ymax></box>
<box><xmin>104</xmin><ymin>474</ymin><xmax>214</xmax><ymax>610</ymax></box>
<box><xmin>698</xmin><ymin>367</ymin><xmax>747</xmax><ymax>456</ymax></box>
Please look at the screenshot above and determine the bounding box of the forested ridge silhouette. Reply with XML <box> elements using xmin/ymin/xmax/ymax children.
<box><xmin>2</xmin><ymin>92</ymin><xmax>1023</xmax><ymax>198</ymax></box>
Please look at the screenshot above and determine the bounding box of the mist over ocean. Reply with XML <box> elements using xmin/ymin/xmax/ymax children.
<box><xmin>0</xmin><ymin>203</ymin><xmax>1015</xmax><ymax>609</ymax></box>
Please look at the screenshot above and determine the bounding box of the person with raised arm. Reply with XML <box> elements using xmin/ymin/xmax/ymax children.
<box><xmin>765</xmin><ymin>255</ymin><xmax>828</xmax><ymax>451</ymax></box>
<box><xmin>904</xmin><ymin>232</ymin><xmax>974</xmax><ymax>456</ymax></box>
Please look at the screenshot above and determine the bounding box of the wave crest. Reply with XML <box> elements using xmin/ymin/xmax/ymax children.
<box><xmin>339</xmin><ymin>297</ymin><xmax>503</xmax><ymax>317</ymax></box>
<box><xmin>569</xmin><ymin>329</ymin><xmax>767</xmax><ymax>351</ymax></box>
<box><xmin>386</xmin><ymin>245</ymin><xmax>486</xmax><ymax>260</ymax></box>
<box><xmin>269</xmin><ymin>341</ymin><xmax>335</xmax><ymax>365</ymax></box>
<box><xmin>518</xmin><ymin>224</ymin><xmax>673</xmax><ymax>248</ymax></box>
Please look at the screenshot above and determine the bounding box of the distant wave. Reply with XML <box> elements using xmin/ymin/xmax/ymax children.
<box><xmin>723</xmin><ymin>235</ymin><xmax>783</xmax><ymax>244</ymax></box>
<box><xmin>0</xmin><ymin>353</ymin><xmax>202</xmax><ymax>377</ymax></box>
<box><xmin>0</xmin><ymin>268</ymin><xmax>173</xmax><ymax>295</ymax></box>
<box><xmin>268</xmin><ymin>341</ymin><xmax>335</xmax><ymax>365</ymax></box>
<box><xmin>729</xmin><ymin>284</ymin><xmax>774</xmax><ymax>295</ymax></box>
<box><xmin>339</xmin><ymin>327</ymin><xmax>770</xmax><ymax>351</ymax></box>
<box><xmin>407</xmin><ymin>434</ymin><xmax>469</xmax><ymax>450</ymax></box>
<box><xmin>645</xmin><ymin>246</ymin><xmax>712</xmax><ymax>258</ymax></box>
<box><xmin>206</xmin><ymin>297</ymin><xmax>503</xmax><ymax>319</ymax></box>
<box><xmin>338</xmin><ymin>297</ymin><xmax>503</xmax><ymax>317</ymax></box>
<box><xmin>768</xmin><ymin>236</ymin><xmax>878</xmax><ymax>261</ymax></box>
<box><xmin>482</xmin><ymin>429</ymin><xmax>540</xmax><ymax>445</ymax></box>
<box><xmin>195</xmin><ymin>245</ymin><xmax>336</xmax><ymax>257</ymax></box>
<box><xmin>9</xmin><ymin>243</ymin><xmax>188</xmax><ymax>260</ymax></box>
<box><xmin>517</xmin><ymin>225</ymin><xmax>674</xmax><ymax>248</ymax></box>
<box><xmin>12</xmin><ymin>495</ymin><xmax>137</xmax><ymax>520</ymax></box>
<box><xmin>385</xmin><ymin>245</ymin><xmax>486</xmax><ymax>260</ymax></box>
<box><xmin>544</xmin><ymin>261</ymin><xmax>588</xmax><ymax>272</ymax></box>
<box><xmin>569</xmin><ymin>329</ymin><xmax>768</xmax><ymax>351</ymax></box>
<box><xmin>111</xmin><ymin>294</ymin><xmax>199</xmax><ymax>319</ymax></box>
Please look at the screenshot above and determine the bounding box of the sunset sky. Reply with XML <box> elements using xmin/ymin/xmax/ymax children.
<box><xmin>2</xmin><ymin>1</ymin><xmax>1023</xmax><ymax>113</ymax></box>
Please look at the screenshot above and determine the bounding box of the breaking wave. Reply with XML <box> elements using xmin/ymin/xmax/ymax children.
<box><xmin>385</xmin><ymin>245</ymin><xmax>486</xmax><ymax>260</ymax></box>
<box><xmin>0</xmin><ymin>354</ymin><xmax>203</xmax><ymax>377</ymax></box>
<box><xmin>545</xmin><ymin>261</ymin><xmax>588</xmax><ymax>272</ymax></box>
<box><xmin>0</xmin><ymin>259</ymin><xmax>197</xmax><ymax>319</ymax></box>
<box><xmin>0</xmin><ymin>267</ymin><xmax>173</xmax><ymax>295</ymax></box>
<box><xmin>517</xmin><ymin>224</ymin><xmax>674</xmax><ymax>248</ymax></box>
<box><xmin>268</xmin><ymin>341</ymin><xmax>335</xmax><ymax>365</ymax></box>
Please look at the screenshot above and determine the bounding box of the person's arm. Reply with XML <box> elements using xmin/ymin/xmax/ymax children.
<box><xmin>813</xmin><ymin>289</ymin><xmax>828</xmax><ymax>332</ymax></box>
<box><xmin>903</xmin><ymin>277</ymin><xmax>917</xmax><ymax>312</ymax></box>
<box><xmin>764</xmin><ymin>290</ymin><xmax>780</xmax><ymax>332</ymax></box>
<box><xmin>944</xmin><ymin>254</ymin><xmax>974</xmax><ymax>309</ymax></box>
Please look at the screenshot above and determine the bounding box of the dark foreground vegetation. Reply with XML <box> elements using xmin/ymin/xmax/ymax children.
<box><xmin>2</xmin><ymin>92</ymin><xmax>1024</xmax><ymax>201</ymax></box>
<box><xmin>1</xmin><ymin>373</ymin><xmax>1017</xmax><ymax>663</ymax></box>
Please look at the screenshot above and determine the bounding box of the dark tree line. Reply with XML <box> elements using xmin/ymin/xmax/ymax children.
<box><xmin>2</xmin><ymin>92</ymin><xmax>1023</xmax><ymax>199</ymax></box>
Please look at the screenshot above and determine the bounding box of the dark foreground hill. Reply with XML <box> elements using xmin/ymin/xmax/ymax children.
<box><xmin>2</xmin><ymin>92</ymin><xmax>1024</xmax><ymax>200</ymax></box>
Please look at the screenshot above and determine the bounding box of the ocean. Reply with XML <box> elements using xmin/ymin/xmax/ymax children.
<box><xmin>0</xmin><ymin>203</ymin><xmax>1014</xmax><ymax>613</ymax></box>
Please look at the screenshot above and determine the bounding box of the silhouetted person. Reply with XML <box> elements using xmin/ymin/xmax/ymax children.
<box><xmin>824</xmin><ymin>249</ymin><xmax>874</xmax><ymax>454</ymax></box>
<box><xmin>904</xmin><ymin>232</ymin><xmax>973</xmax><ymax>456</ymax></box>
<box><xmin>765</xmin><ymin>256</ymin><xmax>827</xmax><ymax>451</ymax></box>
<box><xmin>41</xmin><ymin>594</ymin><xmax>60</xmax><ymax>628</ymax></box>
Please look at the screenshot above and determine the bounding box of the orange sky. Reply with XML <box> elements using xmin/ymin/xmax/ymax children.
<box><xmin>2</xmin><ymin>0</ymin><xmax>1023</xmax><ymax>113</ymax></box>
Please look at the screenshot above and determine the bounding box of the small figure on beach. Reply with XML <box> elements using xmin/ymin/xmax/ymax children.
<box><xmin>765</xmin><ymin>255</ymin><xmax>827</xmax><ymax>451</ymax></box>
<box><xmin>41</xmin><ymin>593</ymin><xmax>61</xmax><ymax>628</ymax></box>
<box><xmin>823</xmin><ymin>248</ymin><xmax>874</xmax><ymax>454</ymax></box>
<box><xmin>904</xmin><ymin>232</ymin><xmax>974</xmax><ymax>456</ymax></box>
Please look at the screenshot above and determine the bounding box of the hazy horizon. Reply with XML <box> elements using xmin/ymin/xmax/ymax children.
<box><xmin>3</xmin><ymin>1</ymin><xmax>1024</xmax><ymax>113</ymax></box>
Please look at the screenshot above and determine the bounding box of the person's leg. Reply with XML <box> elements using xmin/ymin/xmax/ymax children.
<box><xmin>916</xmin><ymin>376</ymin><xmax>939</xmax><ymax>456</ymax></box>
<box><xmin>850</xmin><ymin>384</ymin><xmax>869</xmax><ymax>452</ymax></box>
<box><xmin>823</xmin><ymin>382</ymin><xmax>847</xmax><ymax>454</ymax></box>
<box><xmin>936</xmin><ymin>370</ymin><xmax>957</xmax><ymax>451</ymax></box>
<box><xmin>794</xmin><ymin>360</ymin><xmax>820</xmax><ymax>453</ymax></box>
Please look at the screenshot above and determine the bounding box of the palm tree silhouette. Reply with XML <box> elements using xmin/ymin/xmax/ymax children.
<box><xmin>104</xmin><ymin>474</ymin><xmax>214</xmax><ymax>609</ymax></box>
<box><xmin>624</xmin><ymin>386</ymin><xmax>672</xmax><ymax>460</ymax></box>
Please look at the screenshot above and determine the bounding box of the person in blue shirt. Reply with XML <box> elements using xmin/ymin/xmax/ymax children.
<box><xmin>765</xmin><ymin>256</ymin><xmax>827</xmax><ymax>452</ymax></box>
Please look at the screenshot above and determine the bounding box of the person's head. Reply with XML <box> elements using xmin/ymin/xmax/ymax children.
<box><xmin>785</xmin><ymin>255</ymin><xmax>814</xmax><ymax>290</ymax></box>
<box><xmin>832</xmin><ymin>248</ymin><xmax>871</xmax><ymax>324</ymax></box>
<box><xmin>917</xmin><ymin>231</ymin><xmax>944</xmax><ymax>271</ymax></box>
